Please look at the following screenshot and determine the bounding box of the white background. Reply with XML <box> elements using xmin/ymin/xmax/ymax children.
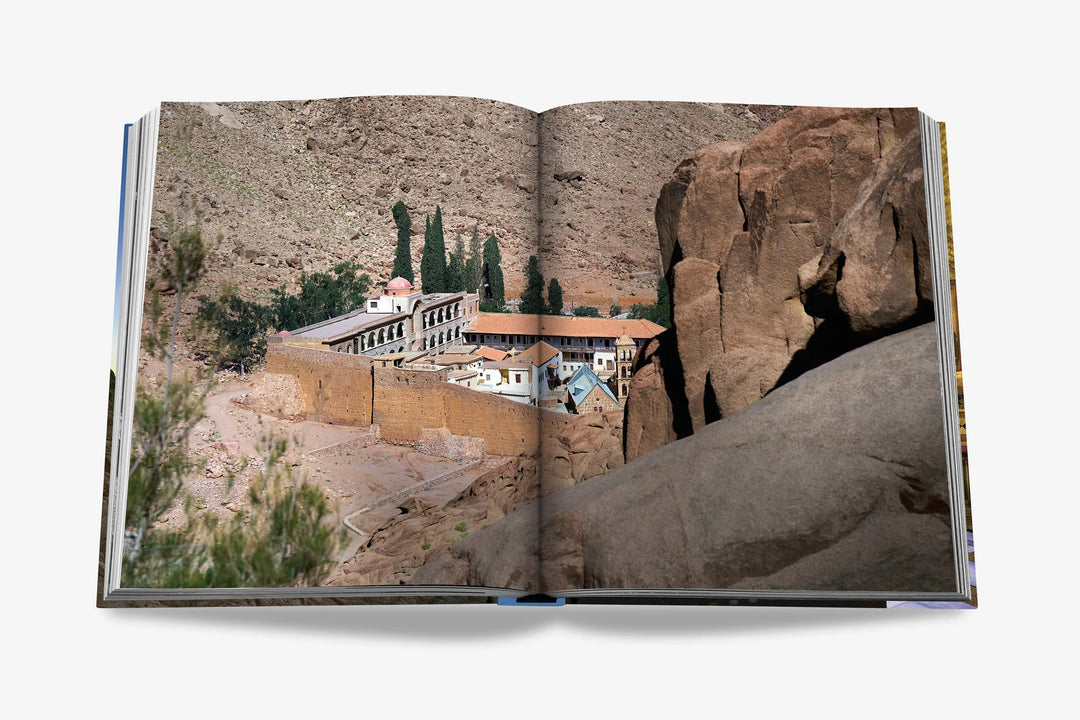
<box><xmin>2</xmin><ymin>1</ymin><xmax>1075</xmax><ymax>717</ymax></box>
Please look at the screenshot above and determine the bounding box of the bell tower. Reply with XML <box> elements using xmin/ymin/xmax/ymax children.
<box><xmin>614</xmin><ymin>334</ymin><xmax>636</xmax><ymax>402</ymax></box>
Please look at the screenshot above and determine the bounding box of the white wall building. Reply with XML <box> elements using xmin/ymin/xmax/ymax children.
<box><xmin>285</xmin><ymin>277</ymin><xmax>479</xmax><ymax>356</ymax></box>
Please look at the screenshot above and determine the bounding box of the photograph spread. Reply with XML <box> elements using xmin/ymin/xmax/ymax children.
<box><xmin>101</xmin><ymin>96</ymin><xmax>973</xmax><ymax>606</ymax></box>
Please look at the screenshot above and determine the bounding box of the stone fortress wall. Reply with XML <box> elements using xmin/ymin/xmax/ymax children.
<box><xmin>267</xmin><ymin>337</ymin><xmax>570</xmax><ymax>457</ymax></box>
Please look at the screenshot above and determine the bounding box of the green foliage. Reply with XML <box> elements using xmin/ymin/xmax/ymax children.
<box><xmin>124</xmin><ymin>223</ymin><xmax>345</xmax><ymax>589</ymax></box>
<box><xmin>627</xmin><ymin>276</ymin><xmax>672</xmax><ymax>328</ymax></box>
<box><xmin>421</xmin><ymin>542</ymin><xmax>431</xmax><ymax>551</ymax></box>
<box><xmin>573</xmin><ymin>305</ymin><xmax>600</xmax><ymax>317</ymax></box>
<box><xmin>202</xmin><ymin>258</ymin><xmax>370</xmax><ymax>371</ymax></box>
<box><xmin>519</xmin><ymin>255</ymin><xmax>546</xmax><ymax>314</ymax></box>
<box><xmin>270</xmin><ymin>261</ymin><xmax>371</xmax><ymax>331</ymax></box>
<box><xmin>478</xmin><ymin>299</ymin><xmax>509</xmax><ymax>313</ymax></box>
<box><xmin>610</xmin><ymin>304</ymin><xmax>623</xmax><ymax>316</ymax></box>
<box><xmin>197</xmin><ymin>290</ymin><xmax>274</xmax><ymax>373</ymax></box>
<box><xmin>453</xmin><ymin>521</ymin><xmax>468</xmax><ymax>532</ymax></box>
<box><xmin>391</xmin><ymin>201</ymin><xmax>414</xmax><ymax>283</ymax></box>
<box><xmin>125</xmin><ymin>223</ymin><xmax>211</xmax><ymax>586</ymax></box>
<box><xmin>446</xmin><ymin>232</ymin><xmax>466</xmax><ymax>292</ymax></box>
<box><xmin>465</xmin><ymin>223</ymin><xmax>483</xmax><ymax>294</ymax></box>
<box><xmin>481</xmin><ymin>231</ymin><xmax>505</xmax><ymax>308</ymax></box>
<box><xmin>547</xmin><ymin>278</ymin><xmax>564</xmax><ymax>315</ymax></box>
<box><xmin>657</xmin><ymin>275</ymin><xmax>671</xmax><ymax>314</ymax></box>
<box><xmin>193</xmin><ymin>432</ymin><xmax>346</xmax><ymax>588</ymax></box>
<box><xmin>420</xmin><ymin>206</ymin><xmax>448</xmax><ymax>293</ymax></box>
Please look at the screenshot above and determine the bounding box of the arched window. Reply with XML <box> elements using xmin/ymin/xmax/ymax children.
<box><xmin>454</xmin><ymin>303</ymin><xmax>460</xmax><ymax>318</ymax></box>
<box><xmin>360</xmin><ymin>336</ymin><xmax>366</xmax><ymax>351</ymax></box>
<box><xmin>369</xmin><ymin>332</ymin><xmax>376</xmax><ymax>348</ymax></box>
<box><xmin>387</xmin><ymin>326</ymin><xmax>394</xmax><ymax>341</ymax></box>
<box><xmin>397</xmin><ymin>322</ymin><xmax>404</xmax><ymax>337</ymax></box>
<box><xmin>423</xmin><ymin>337</ymin><xmax>428</xmax><ymax>350</ymax></box>
<box><xmin>455</xmin><ymin>326</ymin><xmax>460</xmax><ymax>339</ymax></box>
<box><xmin>438</xmin><ymin>308</ymin><xmax>444</xmax><ymax>324</ymax></box>
<box><xmin>439</xmin><ymin>331</ymin><xmax>445</xmax><ymax>346</ymax></box>
<box><xmin>378</xmin><ymin>329</ymin><xmax>385</xmax><ymax>345</ymax></box>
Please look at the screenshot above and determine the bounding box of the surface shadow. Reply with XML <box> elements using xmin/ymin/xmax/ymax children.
<box><xmin>110</xmin><ymin>601</ymin><xmax>968</xmax><ymax>642</ymax></box>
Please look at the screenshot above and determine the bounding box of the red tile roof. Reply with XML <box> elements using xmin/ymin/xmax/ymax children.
<box><xmin>516</xmin><ymin>341</ymin><xmax>561</xmax><ymax>367</ymax></box>
<box><xmin>466</xmin><ymin>313</ymin><xmax>665</xmax><ymax>340</ymax></box>
<box><xmin>476</xmin><ymin>346</ymin><xmax>510</xmax><ymax>362</ymax></box>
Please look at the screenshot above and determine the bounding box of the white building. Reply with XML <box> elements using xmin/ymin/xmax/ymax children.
<box><xmin>463</xmin><ymin>313</ymin><xmax>665</xmax><ymax>381</ymax></box>
<box><xmin>285</xmin><ymin>277</ymin><xmax>479</xmax><ymax>355</ymax></box>
<box><xmin>474</xmin><ymin>341</ymin><xmax>561</xmax><ymax>406</ymax></box>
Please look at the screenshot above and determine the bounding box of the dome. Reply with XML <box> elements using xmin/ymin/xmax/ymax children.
<box><xmin>276</xmin><ymin>330</ymin><xmax>292</xmax><ymax>337</ymax></box>
<box><xmin>386</xmin><ymin>277</ymin><xmax>413</xmax><ymax>290</ymax></box>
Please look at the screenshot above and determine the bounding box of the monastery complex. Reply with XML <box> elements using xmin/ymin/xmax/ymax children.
<box><xmin>275</xmin><ymin>277</ymin><xmax>665</xmax><ymax>414</ymax></box>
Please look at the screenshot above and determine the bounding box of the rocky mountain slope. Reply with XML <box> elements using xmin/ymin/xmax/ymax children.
<box><xmin>537</xmin><ymin>101</ymin><xmax>789</xmax><ymax>308</ymax></box>
<box><xmin>327</xmin><ymin>409</ymin><xmax>624</xmax><ymax>587</ymax></box>
<box><xmin>148</xmin><ymin>97</ymin><xmax>788</xmax><ymax>331</ymax></box>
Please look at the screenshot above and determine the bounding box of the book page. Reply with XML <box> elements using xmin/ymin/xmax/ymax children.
<box><xmin>415</xmin><ymin>102</ymin><xmax>961</xmax><ymax>597</ymax></box>
<box><xmin>119</xmin><ymin>96</ymin><xmax>548</xmax><ymax>595</ymax></box>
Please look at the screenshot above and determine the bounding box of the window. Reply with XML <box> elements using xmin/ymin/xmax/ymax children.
<box><xmin>515</xmin><ymin>373</ymin><xmax>521</xmax><ymax>384</ymax></box>
<box><xmin>370</xmin><ymin>300</ymin><xmax>377</xmax><ymax>308</ymax></box>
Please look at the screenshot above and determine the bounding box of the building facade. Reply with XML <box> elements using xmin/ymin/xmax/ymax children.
<box><xmin>285</xmin><ymin>277</ymin><xmax>479</xmax><ymax>356</ymax></box>
<box><xmin>613</xmin><ymin>334</ymin><xmax>636</xmax><ymax>401</ymax></box>
<box><xmin>462</xmin><ymin>314</ymin><xmax>665</xmax><ymax>382</ymax></box>
<box><xmin>566</xmin><ymin>364</ymin><xmax>622</xmax><ymax>414</ymax></box>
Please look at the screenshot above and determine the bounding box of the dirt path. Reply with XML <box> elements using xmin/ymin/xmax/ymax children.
<box><xmin>203</xmin><ymin>379</ymin><xmax>260</xmax><ymax>458</ymax></box>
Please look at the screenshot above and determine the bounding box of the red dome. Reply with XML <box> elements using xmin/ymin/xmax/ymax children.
<box><xmin>386</xmin><ymin>277</ymin><xmax>413</xmax><ymax>290</ymax></box>
<box><xmin>276</xmin><ymin>330</ymin><xmax>292</xmax><ymax>336</ymax></box>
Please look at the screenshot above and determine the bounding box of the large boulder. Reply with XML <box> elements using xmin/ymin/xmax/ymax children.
<box><xmin>328</xmin><ymin>457</ymin><xmax>540</xmax><ymax>588</ymax></box>
<box><xmin>412</xmin><ymin>323</ymin><xmax>956</xmax><ymax>593</ymax></box>
<box><xmin>540</xmin><ymin>410</ymin><xmax>625</xmax><ymax>495</ymax></box>
<box><xmin>622</xmin><ymin>333</ymin><xmax>689</xmax><ymax>461</ymax></box>
<box><xmin>799</xmin><ymin>130</ymin><xmax>933</xmax><ymax>334</ymax></box>
<box><xmin>626</xmin><ymin>106</ymin><xmax>927</xmax><ymax>458</ymax></box>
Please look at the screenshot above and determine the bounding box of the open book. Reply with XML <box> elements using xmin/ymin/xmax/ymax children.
<box><xmin>101</xmin><ymin>96</ymin><xmax>974</xmax><ymax>607</ymax></box>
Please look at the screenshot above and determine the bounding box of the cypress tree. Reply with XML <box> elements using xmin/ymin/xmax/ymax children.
<box><xmin>447</xmin><ymin>232</ymin><xmax>466</xmax><ymax>292</ymax></box>
<box><xmin>547</xmin><ymin>278</ymin><xmax>564</xmax><ymax>315</ymax></box>
<box><xmin>465</xmin><ymin>223</ymin><xmax>482</xmax><ymax>294</ymax></box>
<box><xmin>654</xmin><ymin>275</ymin><xmax>671</xmax><ymax>328</ymax></box>
<box><xmin>420</xmin><ymin>206</ymin><xmax>448</xmax><ymax>293</ymax></box>
<box><xmin>519</xmin><ymin>255</ymin><xmax>546</xmax><ymax>314</ymax></box>
<box><xmin>390</xmin><ymin>201</ymin><xmax>414</xmax><ymax>283</ymax></box>
<box><xmin>481</xmin><ymin>231</ymin><xmax>505</xmax><ymax>308</ymax></box>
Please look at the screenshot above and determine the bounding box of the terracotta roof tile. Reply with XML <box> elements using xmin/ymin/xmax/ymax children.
<box><xmin>516</xmin><ymin>341</ymin><xmax>561</xmax><ymax>367</ymax></box>
<box><xmin>466</xmin><ymin>313</ymin><xmax>665</xmax><ymax>340</ymax></box>
<box><xmin>476</xmin><ymin>346</ymin><xmax>510</xmax><ymax>362</ymax></box>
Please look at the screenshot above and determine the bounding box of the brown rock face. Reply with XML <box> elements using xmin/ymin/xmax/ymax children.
<box><xmin>331</xmin><ymin>410</ymin><xmax>625</xmax><ymax>588</ymax></box>
<box><xmin>626</xmin><ymin>106</ymin><xmax>928</xmax><ymax>459</ymax></box>
<box><xmin>622</xmin><ymin>334</ymin><xmax>687</xmax><ymax>461</ymax></box>
<box><xmin>329</xmin><ymin>457</ymin><xmax>540</xmax><ymax>588</ymax></box>
<box><xmin>540</xmin><ymin>410</ymin><xmax>625</xmax><ymax>496</ymax></box>
<box><xmin>799</xmin><ymin>130</ymin><xmax>932</xmax><ymax>334</ymax></box>
<box><xmin>417</xmin><ymin>324</ymin><xmax>956</xmax><ymax>593</ymax></box>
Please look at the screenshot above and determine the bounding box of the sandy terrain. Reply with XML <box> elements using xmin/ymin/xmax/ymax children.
<box><xmin>156</xmin><ymin>371</ymin><xmax>499</xmax><ymax>565</ymax></box>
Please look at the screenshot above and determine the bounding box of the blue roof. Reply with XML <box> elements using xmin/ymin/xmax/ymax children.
<box><xmin>567</xmin><ymin>364</ymin><xmax>619</xmax><ymax>408</ymax></box>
